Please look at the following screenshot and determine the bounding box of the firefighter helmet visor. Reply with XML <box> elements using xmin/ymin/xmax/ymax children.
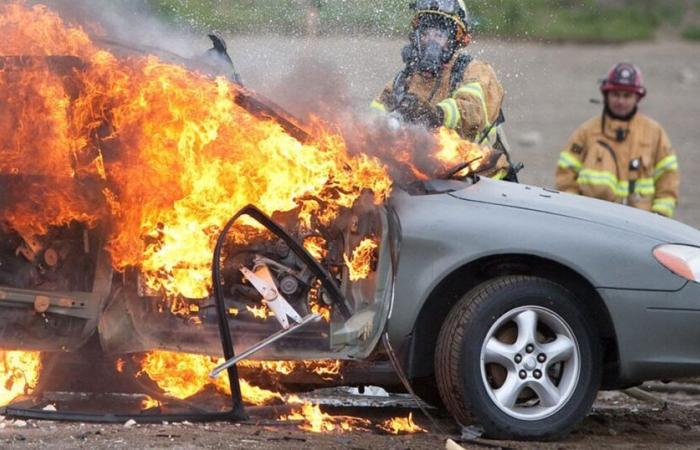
<box><xmin>412</xmin><ymin>0</ymin><xmax>468</xmax><ymax>31</ymax></box>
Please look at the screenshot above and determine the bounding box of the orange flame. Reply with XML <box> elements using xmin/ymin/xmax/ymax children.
<box><xmin>139</xmin><ymin>351</ymin><xmax>283</xmax><ymax>406</ymax></box>
<box><xmin>303</xmin><ymin>235</ymin><xmax>328</xmax><ymax>260</ymax></box>
<box><xmin>246</xmin><ymin>305</ymin><xmax>274</xmax><ymax>320</ymax></box>
<box><xmin>0</xmin><ymin>2</ymin><xmax>392</xmax><ymax>301</ymax></box>
<box><xmin>379</xmin><ymin>413</ymin><xmax>426</xmax><ymax>434</ymax></box>
<box><xmin>344</xmin><ymin>238</ymin><xmax>379</xmax><ymax>281</ymax></box>
<box><xmin>307</xmin><ymin>360</ymin><xmax>342</xmax><ymax>379</ymax></box>
<box><xmin>115</xmin><ymin>357</ymin><xmax>125</xmax><ymax>373</ymax></box>
<box><xmin>141</xmin><ymin>395</ymin><xmax>161</xmax><ymax>410</ymax></box>
<box><xmin>0</xmin><ymin>350</ymin><xmax>41</xmax><ymax>406</ymax></box>
<box><xmin>139</xmin><ymin>351</ymin><xmax>220</xmax><ymax>400</ymax></box>
<box><xmin>435</xmin><ymin>128</ymin><xmax>496</xmax><ymax>176</ymax></box>
<box><xmin>310</xmin><ymin>301</ymin><xmax>332</xmax><ymax>322</ymax></box>
<box><xmin>238</xmin><ymin>359</ymin><xmax>296</xmax><ymax>375</ymax></box>
<box><xmin>238</xmin><ymin>359</ymin><xmax>342</xmax><ymax>380</ymax></box>
<box><xmin>282</xmin><ymin>402</ymin><xmax>372</xmax><ymax>433</ymax></box>
<box><xmin>0</xmin><ymin>4</ymin><xmax>96</xmax><ymax>57</ymax></box>
<box><xmin>307</xmin><ymin>279</ymin><xmax>332</xmax><ymax>322</ymax></box>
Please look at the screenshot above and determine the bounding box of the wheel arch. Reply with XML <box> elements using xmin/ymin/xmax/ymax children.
<box><xmin>407</xmin><ymin>253</ymin><xmax>621</xmax><ymax>391</ymax></box>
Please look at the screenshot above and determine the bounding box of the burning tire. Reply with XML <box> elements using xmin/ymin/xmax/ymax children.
<box><xmin>435</xmin><ymin>276</ymin><xmax>601</xmax><ymax>440</ymax></box>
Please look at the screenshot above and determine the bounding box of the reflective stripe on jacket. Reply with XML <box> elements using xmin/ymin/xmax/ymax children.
<box><xmin>372</xmin><ymin>51</ymin><xmax>504</xmax><ymax>143</ymax></box>
<box><xmin>555</xmin><ymin>113</ymin><xmax>680</xmax><ymax>217</ymax></box>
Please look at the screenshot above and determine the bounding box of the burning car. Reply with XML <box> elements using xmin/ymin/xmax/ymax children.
<box><xmin>3</xmin><ymin>2</ymin><xmax>700</xmax><ymax>442</ymax></box>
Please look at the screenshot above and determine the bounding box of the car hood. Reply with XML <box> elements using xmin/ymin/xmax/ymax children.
<box><xmin>449</xmin><ymin>178</ymin><xmax>700</xmax><ymax>245</ymax></box>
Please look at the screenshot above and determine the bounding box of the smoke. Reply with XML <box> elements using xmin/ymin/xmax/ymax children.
<box><xmin>30</xmin><ymin>0</ymin><xmax>209</xmax><ymax>59</ymax></box>
<box><xmin>261</xmin><ymin>54</ymin><xmax>448</xmax><ymax>186</ymax></box>
<box><xmin>265</xmin><ymin>56</ymin><xmax>351</xmax><ymax>121</ymax></box>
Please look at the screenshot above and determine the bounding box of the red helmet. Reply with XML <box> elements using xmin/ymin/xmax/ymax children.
<box><xmin>600</xmin><ymin>63</ymin><xmax>646</xmax><ymax>98</ymax></box>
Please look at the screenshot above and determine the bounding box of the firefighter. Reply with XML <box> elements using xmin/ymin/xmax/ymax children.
<box><xmin>556</xmin><ymin>63</ymin><xmax>679</xmax><ymax>217</ymax></box>
<box><xmin>371</xmin><ymin>0</ymin><xmax>512</xmax><ymax>179</ymax></box>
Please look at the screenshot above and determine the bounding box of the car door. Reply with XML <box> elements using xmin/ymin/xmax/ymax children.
<box><xmin>98</xmin><ymin>203</ymin><xmax>398</xmax><ymax>362</ymax></box>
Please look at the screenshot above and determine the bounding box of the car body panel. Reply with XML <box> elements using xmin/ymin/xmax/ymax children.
<box><xmin>450</xmin><ymin>178</ymin><xmax>700</xmax><ymax>245</ymax></box>
<box><xmin>599</xmin><ymin>283</ymin><xmax>700</xmax><ymax>383</ymax></box>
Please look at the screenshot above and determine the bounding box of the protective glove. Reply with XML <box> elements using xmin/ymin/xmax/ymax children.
<box><xmin>395</xmin><ymin>94</ymin><xmax>444</xmax><ymax>129</ymax></box>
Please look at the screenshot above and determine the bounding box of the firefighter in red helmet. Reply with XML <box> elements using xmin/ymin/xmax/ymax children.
<box><xmin>556</xmin><ymin>63</ymin><xmax>679</xmax><ymax>217</ymax></box>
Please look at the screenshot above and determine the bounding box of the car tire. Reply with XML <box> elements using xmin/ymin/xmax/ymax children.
<box><xmin>435</xmin><ymin>275</ymin><xmax>601</xmax><ymax>440</ymax></box>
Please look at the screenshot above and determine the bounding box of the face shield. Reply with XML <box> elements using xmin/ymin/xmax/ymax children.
<box><xmin>413</xmin><ymin>15</ymin><xmax>456</xmax><ymax>76</ymax></box>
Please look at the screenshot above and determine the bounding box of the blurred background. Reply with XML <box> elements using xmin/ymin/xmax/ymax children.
<box><xmin>147</xmin><ymin>0</ymin><xmax>700</xmax><ymax>43</ymax></box>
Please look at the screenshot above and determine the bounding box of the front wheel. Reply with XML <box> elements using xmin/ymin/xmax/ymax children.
<box><xmin>435</xmin><ymin>276</ymin><xmax>601</xmax><ymax>440</ymax></box>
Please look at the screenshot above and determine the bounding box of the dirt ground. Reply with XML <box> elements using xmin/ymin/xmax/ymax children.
<box><xmin>4</xmin><ymin>37</ymin><xmax>700</xmax><ymax>448</ymax></box>
<box><xmin>2</xmin><ymin>388</ymin><xmax>700</xmax><ymax>449</ymax></box>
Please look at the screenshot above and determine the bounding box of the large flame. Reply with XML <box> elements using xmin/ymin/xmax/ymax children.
<box><xmin>140</xmin><ymin>352</ymin><xmax>345</xmax><ymax>403</ymax></box>
<box><xmin>0</xmin><ymin>2</ymin><xmax>391</xmax><ymax>301</ymax></box>
<box><xmin>139</xmin><ymin>350</ymin><xmax>284</xmax><ymax>406</ymax></box>
<box><xmin>0</xmin><ymin>350</ymin><xmax>41</xmax><ymax>406</ymax></box>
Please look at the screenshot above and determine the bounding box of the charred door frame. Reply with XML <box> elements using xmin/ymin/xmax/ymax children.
<box><xmin>211</xmin><ymin>204</ymin><xmax>351</xmax><ymax>405</ymax></box>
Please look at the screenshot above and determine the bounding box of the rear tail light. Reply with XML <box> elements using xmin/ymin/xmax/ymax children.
<box><xmin>653</xmin><ymin>244</ymin><xmax>700</xmax><ymax>283</ymax></box>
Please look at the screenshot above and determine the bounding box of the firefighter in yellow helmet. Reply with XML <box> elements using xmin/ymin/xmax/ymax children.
<box><xmin>556</xmin><ymin>63</ymin><xmax>680</xmax><ymax>217</ymax></box>
<box><xmin>371</xmin><ymin>0</ymin><xmax>515</xmax><ymax>180</ymax></box>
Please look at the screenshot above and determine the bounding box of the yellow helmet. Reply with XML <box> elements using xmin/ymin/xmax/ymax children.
<box><xmin>411</xmin><ymin>0</ymin><xmax>470</xmax><ymax>45</ymax></box>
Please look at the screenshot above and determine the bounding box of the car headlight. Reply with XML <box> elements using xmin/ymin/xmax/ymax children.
<box><xmin>653</xmin><ymin>244</ymin><xmax>700</xmax><ymax>282</ymax></box>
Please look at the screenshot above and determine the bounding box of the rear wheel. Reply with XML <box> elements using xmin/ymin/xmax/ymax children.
<box><xmin>435</xmin><ymin>276</ymin><xmax>601</xmax><ymax>440</ymax></box>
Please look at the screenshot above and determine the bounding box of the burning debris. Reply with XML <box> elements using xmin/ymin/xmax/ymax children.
<box><xmin>282</xmin><ymin>401</ymin><xmax>372</xmax><ymax>433</ymax></box>
<box><xmin>0</xmin><ymin>1</ymin><xmax>496</xmax><ymax>434</ymax></box>
<box><xmin>344</xmin><ymin>237</ymin><xmax>379</xmax><ymax>282</ymax></box>
<box><xmin>0</xmin><ymin>351</ymin><xmax>41</xmax><ymax>406</ymax></box>
<box><xmin>379</xmin><ymin>412</ymin><xmax>427</xmax><ymax>435</ymax></box>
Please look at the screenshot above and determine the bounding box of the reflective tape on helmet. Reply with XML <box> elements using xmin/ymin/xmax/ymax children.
<box><xmin>370</xmin><ymin>100</ymin><xmax>387</xmax><ymax>113</ymax></box>
<box><xmin>558</xmin><ymin>151</ymin><xmax>583</xmax><ymax>172</ymax></box>
<box><xmin>577</xmin><ymin>169</ymin><xmax>629</xmax><ymax>197</ymax></box>
<box><xmin>413</xmin><ymin>0</ymin><xmax>468</xmax><ymax>31</ymax></box>
<box><xmin>414</xmin><ymin>0</ymin><xmax>463</xmax><ymax>15</ymax></box>
<box><xmin>652</xmin><ymin>197</ymin><xmax>676</xmax><ymax>217</ymax></box>
<box><xmin>438</xmin><ymin>98</ymin><xmax>461</xmax><ymax>129</ymax></box>
<box><xmin>455</xmin><ymin>82</ymin><xmax>489</xmax><ymax>127</ymax></box>
<box><xmin>654</xmin><ymin>154</ymin><xmax>678</xmax><ymax>181</ymax></box>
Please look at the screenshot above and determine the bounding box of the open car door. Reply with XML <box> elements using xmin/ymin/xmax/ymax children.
<box><xmin>99</xmin><ymin>200</ymin><xmax>398</xmax><ymax>364</ymax></box>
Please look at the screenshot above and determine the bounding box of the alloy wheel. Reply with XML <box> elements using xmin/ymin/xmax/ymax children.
<box><xmin>479</xmin><ymin>305</ymin><xmax>581</xmax><ymax>421</ymax></box>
